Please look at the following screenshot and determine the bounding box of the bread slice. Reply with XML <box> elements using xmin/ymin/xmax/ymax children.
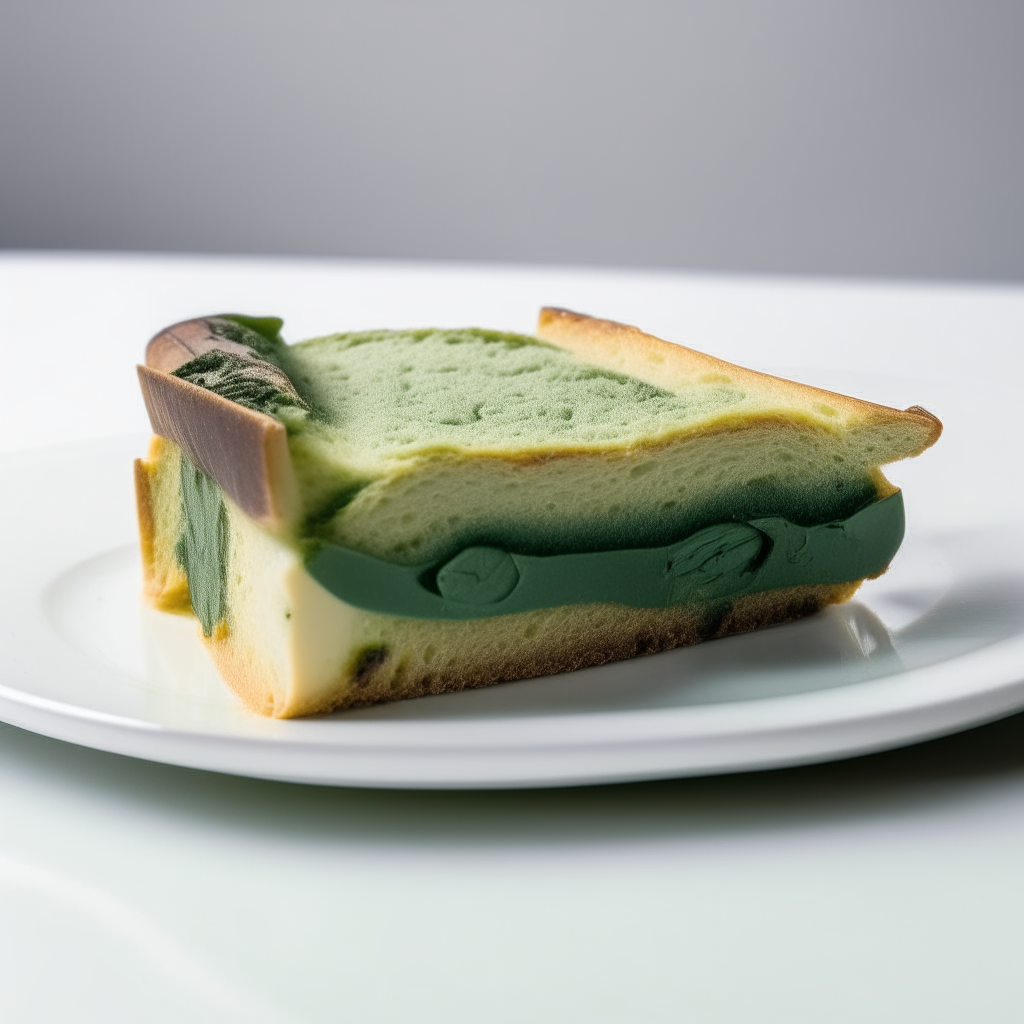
<box><xmin>135</xmin><ymin>310</ymin><xmax>940</xmax><ymax>717</ymax></box>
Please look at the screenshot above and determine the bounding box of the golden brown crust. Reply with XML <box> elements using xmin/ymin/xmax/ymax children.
<box><xmin>904</xmin><ymin>404</ymin><xmax>943</xmax><ymax>438</ymax></box>
<box><xmin>536</xmin><ymin>307</ymin><xmax>943</xmax><ymax>458</ymax></box>
<box><xmin>133</xmin><ymin>457</ymin><xmax>157</xmax><ymax>592</ymax></box>
<box><xmin>207</xmin><ymin>623</ymin><xmax>280</xmax><ymax>717</ymax></box>
<box><xmin>137</xmin><ymin>365</ymin><xmax>298</xmax><ymax>530</ymax></box>
<box><xmin>134</xmin><ymin>447</ymin><xmax>191</xmax><ymax>612</ymax></box>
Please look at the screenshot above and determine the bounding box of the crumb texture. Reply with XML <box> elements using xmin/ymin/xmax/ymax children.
<box><xmin>135</xmin><ymin>313</ymin><xmax>940</xmax><ymax>718</ymax></box>
<box><xmin>253</xmin><ymin>327</ymin><xmax>922</xmax><ymax>565</ymax></box>
<box><xmin>290</xmin><ymin>328</ymin><xmax>744</xmax><ymax>456</ymax></box>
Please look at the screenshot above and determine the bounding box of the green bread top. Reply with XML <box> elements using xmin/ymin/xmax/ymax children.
<box><xmin>174</xmin><ymin>318</ymin><xmax>745</xmax><ymax>460</ymax></box>
<box><xmin>287</xmin><ymin>327</ymin><xmax>744</xmax><ymax>458</ymax></box>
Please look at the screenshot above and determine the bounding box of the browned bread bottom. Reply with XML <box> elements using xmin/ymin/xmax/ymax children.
<box><xmin>207</xmin><ymin>580</ymin><xmax>861</xmax><ymax>716</ymax></box>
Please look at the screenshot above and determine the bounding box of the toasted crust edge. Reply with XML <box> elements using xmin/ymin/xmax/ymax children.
<box><xmin>536</xmin><ymin>307</ymin><xmax>943</xmax><ymax>459</ymax></box>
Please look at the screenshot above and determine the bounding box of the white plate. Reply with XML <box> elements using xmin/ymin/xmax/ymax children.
<box><xmin>3</xmin><ymin>409</ymin><xmax>1024</xmax><ymax>789</ymax></box>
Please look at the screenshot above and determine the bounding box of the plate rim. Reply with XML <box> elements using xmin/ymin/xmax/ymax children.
<box><xmin>4</xmin><ymin>434</ymin><xmax>1024</xmax><ymax>789</ymax></box>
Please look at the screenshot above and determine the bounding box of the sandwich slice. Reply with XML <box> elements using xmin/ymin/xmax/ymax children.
<box><xmin>135</xmin><ymin>309</ymin><xmax>941</xmax><ymax>717</ymax></box>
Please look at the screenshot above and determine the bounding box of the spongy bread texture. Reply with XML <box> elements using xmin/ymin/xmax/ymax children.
<box><xmin>137</xmin><ymin>436</ymin><xmax>863</xmax><ymax>718</ymax></box>
<box><xmin>268</xmin><ymin>313</ymin><xmax>938</xmax><ymax>568</ymax></box>
<box><xmin>138</xmin><ymin>309</ymin><xmax>940</xmax><ymax>717</ymax></box>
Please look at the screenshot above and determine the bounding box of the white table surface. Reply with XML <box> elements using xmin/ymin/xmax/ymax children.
<box><xmin>3</xmin><ymin>252</ymin><xmax>1024</xmax><ymax>1023</ymax></box>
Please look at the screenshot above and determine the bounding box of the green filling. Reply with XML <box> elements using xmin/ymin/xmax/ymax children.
<box><xmin>175</xmin><ymin>455</ymin><xmax>228</xmax><ymax>636</ymax></box>
<box><xmin>305</xmin><ymin>491</ymin><xmax>905</xmax><ymax>620</ymax></box>
<box><xmin>173</xmin><ymin>449</ymin><xmax>904</xmax><ymax>626</ymax></box>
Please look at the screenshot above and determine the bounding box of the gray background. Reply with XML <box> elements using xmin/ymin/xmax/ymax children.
<box><xmin>1</xmin><ymin>0</ymin><xmax>1022</xmax><ymax>282</ymax></box>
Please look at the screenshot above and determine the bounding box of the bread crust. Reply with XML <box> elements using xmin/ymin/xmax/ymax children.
<box><xmin>134</xmin><ymin>442</ymin><xmax>191</xmax><ymax>613</ymax></box>
<box><xmin>134</xmin><ymin>456</ymin><xmax>157</xmax><ymax>594</ymax></box>
<box><xmin>536</xmin><ymin>307</ymin><xmax>943</xmax><ymax>458</ymax></box>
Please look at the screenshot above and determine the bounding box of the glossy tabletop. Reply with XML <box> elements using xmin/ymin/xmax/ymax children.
<box><xmin>2</xmin><ymin>253</ymin><xmax>1024</xmax><ymax>1023</ymax></box>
